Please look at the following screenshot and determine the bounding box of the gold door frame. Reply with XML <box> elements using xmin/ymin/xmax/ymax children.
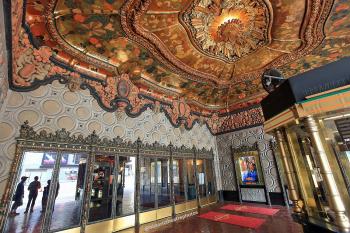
<box><xmin>0</xmin><ymin>121</ymin><xmax>216</xmax><ymax>233</ymax></box>
<box><xmin>232</xmin><ymin>143</ymin><xmax>270</xmax><ymax>204</ymax></box>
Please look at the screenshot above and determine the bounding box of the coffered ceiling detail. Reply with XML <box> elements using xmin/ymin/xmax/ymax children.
<box><xmin>6</xmin><ymin>0</ymin><xmax>350</xmax><ymax>134</ymax></box>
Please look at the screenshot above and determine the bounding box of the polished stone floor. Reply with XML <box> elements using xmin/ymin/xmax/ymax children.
<box><xmin>5</xmin><ymin>201</ymin><xmax>81</xmax><ymax>233</ymax></box>
<box><xmin>152</xmin><ymin>204</ymin><xmax>302</xmax><ymax>233</ymax></box>
<box><xmin>5</xmin><ymin>202</ymin><xmax>304</xmax><ymax>233</ymax></box>
<box><xmin>123</xmin><ymin>203</ymin><xmax>304</xmax><ymax>233</ymax></box>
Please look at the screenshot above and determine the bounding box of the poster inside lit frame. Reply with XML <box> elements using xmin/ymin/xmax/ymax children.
<box><xmin>235</xmin><ymin>151</ymin><xmax>263</xmax><ymax>185</ymax></box>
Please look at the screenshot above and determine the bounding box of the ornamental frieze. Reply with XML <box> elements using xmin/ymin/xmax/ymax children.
<box><xmin>7</xmin><ymin>0</ymin><xmax>336</xmax><ymax>135</ymax></box>
<box><xmin>8</xmin><ymin>0</ymin><xmax>335</xmax><ymax>112</ymax></box>
<box><xmin>8</xmin><ymin>15</ymin><xmax>263</xmax><ymax>134</ymax></box>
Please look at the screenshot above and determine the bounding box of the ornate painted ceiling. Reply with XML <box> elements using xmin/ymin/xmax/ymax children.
<box><xmin>5</xmin><ymin>0</ymin><xmax>350</xmax><ymax>134</ymax></box>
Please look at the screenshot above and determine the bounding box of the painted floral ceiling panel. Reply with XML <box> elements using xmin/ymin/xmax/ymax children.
<box><xmin>7</xmin><ymin>0</ymin><xmax>350</xmax><ymax>134</ymax></box>
<box><xmin>21</xmin><ymin>0</ymin><xmax>332</xmax><ymax>107</ymax></box>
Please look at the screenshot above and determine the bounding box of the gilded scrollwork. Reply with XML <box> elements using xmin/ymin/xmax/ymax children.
<box><xmin>15</xmin><ymin>121</ymin><xmax>214</xmax><ymax>160</ymax></box>
<box><xmin>12</xmin><ymin>30</ymin><xmax>79</xmax><ymax>88</ymax></box>
<box><xmin>181</xmin><ymin>0</ymin><xmax>272</xmax><ymax>62</ymax></box>
<box><xmin>7</xmin><ymin>0</ymin><xmax>338</xmax><ymax>136</ymax></box>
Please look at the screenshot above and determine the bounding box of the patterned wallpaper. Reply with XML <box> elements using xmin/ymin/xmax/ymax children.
<box><xmin>0</xmin><ymin>0</ymin><xmax>9</xmax><ymax>112</ymax></box>
<box><xmin>217</xmin><ymin>126</ymin><xmax>281</xmax><ymax>195</ymax></box>
<box><xmin>0</xmin><ymin>81</ymin><xmax>219</xmax><ymax>199</ymax></box>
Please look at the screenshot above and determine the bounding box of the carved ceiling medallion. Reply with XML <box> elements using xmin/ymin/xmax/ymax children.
<box><xmin>181</xmin><ymin>0</ymin><xmax>272</xmax><ymax>62</ymax></box>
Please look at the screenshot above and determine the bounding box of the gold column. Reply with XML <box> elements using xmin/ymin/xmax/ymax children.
<box><xmin>275</xmin><ymin>129</ymin><xmax>303</xmax><ymax>213</ymax></box>
<box><xmin>284</xmin><ymin>128</ymin><xmax>310</xmax><ymax>214</ymax></box>
<box><xmin>0</xmin><ymin>143</ymin><xmax>23</xmax><ymax>230</ymax></box>
<box><xmin>304</xmin><ymin>116</ymin><xmax>350</xmax><ymax>231</ymax></box>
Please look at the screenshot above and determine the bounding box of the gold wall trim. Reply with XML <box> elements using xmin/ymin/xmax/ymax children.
<box><xmin>175</xmin><ymin>203</ymin><xmax>187</xmax><ymax>214</ymax></box>
<box><xmin>186</xmin><ymin>200</ymin><xmax>198</xmax><ymax>210</ymax></box>
<box><xmin>208</xmin><ymin>195</ymin><xmax>217</xmax><ymax>204</ymax></box>
<box><xmin>265</xmin><ymin>90</ymin><xmax>350</xmax><ymax>132</ymax></box>
<box><xmin>264</xmin><ymin>109</ymin><xmax>296</xmax><ymax>132</ymax></box>
<box><xmin>157</xmin><ymin>206</ymin><xmax>172</xmax><ymax>220</ymax></box>
<box><xmin>113</xmin><ymin>215</ymin><xmax>136</xmax><ymax>232</ymax></box>
<box><xmin>86</xmin><ymin>220</ymin><xmax>114</xmax><ymax>233</ymax></box>
<box><xmin>71</xmin><ymin>202</ymin><xmax>215</xmax><ymax>233</ymax></box>
<box><xmin>139</xmin><ymin>210</ymin><xmax>157</xmax><ymax>225</ymax></box>
<box><xmin>296</xmin><ymin>91</ymin><xmax>350</xmax><ymax>117</ymax></box>
<box><xmin>55</xmin><ymin>227</ymin><xmax>81</xmax><ymax>233</ymax></box>
<box><xmin>199</xmin><ymin>197</ymin><xmax>209</xmax><ymax>207</ymax></box>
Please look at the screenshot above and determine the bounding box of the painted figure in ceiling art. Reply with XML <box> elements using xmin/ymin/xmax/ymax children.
<box><xmin>6</xmin><ymin>0</ymin><xmax>350</xmax><ymax>134</ymax></box>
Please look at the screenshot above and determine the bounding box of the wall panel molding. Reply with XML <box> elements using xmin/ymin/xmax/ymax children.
<box><xmin>217</xmin><ymin>126</ymin><xmax>282</xmax><ymax>202</ymax></box>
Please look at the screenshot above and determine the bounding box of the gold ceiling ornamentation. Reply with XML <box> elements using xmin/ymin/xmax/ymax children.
<box><xmin>120</xmin><ymin>0</ymin><xmax>334</xmax><ymax>92</ymax></box>
<box><xmin>7</xmin><ymin>0</ymin><xmax>349</xmax><ymax>134</ymax></box>
<box><xmin>181</xmin><ymin>0</ymin><xmax>272</xmax><ymax>62</ymax></box>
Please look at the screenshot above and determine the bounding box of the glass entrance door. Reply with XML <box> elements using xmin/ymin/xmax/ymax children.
<box><xmin>140</xmin><ymin>157</ymin><xmax>156</xmax><ymax>211</ymax></box>
<box><xmin>294</xmin><ymin>128</ymin><xmax>331</xmax><ymax>219</ymax></box>
<box><xmin>49</xmin><ymin>153</ymin><xmax>88</xmax><ymax>231</ymax></box>
<box><xmin>88</xmin><ymin>155</ymin><xmax>115</xmax><ymax>222</ymax></box>
<box><xmin>157</xmin><ymin>159</ymin><xmax>171</xmax><ymax>207</ymax></box>
<box><xmin>5</xmin><ymin>151</ymin><xmax>89</xmax><ymax>233</ymax></box>
<box><xmin>196</xmin><ymin>159</ymin><xmax>207</xmax><ymax>205</ymax></box>
<box><xmin>173</xmin><ymin>159</ymin><xmax>185</xmax><ymax>203</ymax></box>
<box><xmin>115</xmin><ymin>155</ymin><xmax>136</xmax><ymax>217</ymax></box>
<box><xmin>186</xmin><ymin>159</ymin><xmax>196</xmax><ymax>201</ymax></box>
<box><xmin>5</xmin><ymin>151</ymin><xmax>58</xmax><ymax>233</ymax></box>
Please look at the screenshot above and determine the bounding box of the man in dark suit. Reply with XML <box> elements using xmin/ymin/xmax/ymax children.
<box><xmin>24</xmin><ymin>176</ymin><xmax>41</xmax><ymax>213</ymax></box>
<box><xmin>10</xmin><ymin>176</ymin><xmax>28</xmax><ymax>216</ymax></box>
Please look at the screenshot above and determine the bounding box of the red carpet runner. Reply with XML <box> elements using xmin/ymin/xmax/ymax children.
<box><xmin>198</xmin><ymin>211</ymin><xmax>265</xmax><ymax>229</ymax></box>
<box><xmin>220</xmin><ymin>204</ymin><xmax>280</xmax><ymax>216</ymax></box>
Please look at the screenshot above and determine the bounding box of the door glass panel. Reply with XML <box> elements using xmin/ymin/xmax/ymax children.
<box><xmin>89</xmin><ymin>155</ymin><xmax>114</xmax><ymax>222</ymax></box>
<box><xmin>186</xmin><ymin>159</ymin><xmax>196</xmax><ymax>200</ymax></box>
<box><xmin>197</xmin><ymin>159</ymin><xmax>206</xmax><ymax>198</ymax></box>
<box><xmin>116</xmin><ymin>156</ymin><xmax>135</xmax><ymax>216</ymax></box>
<box><xmin>157</xmin><ymin>159</ymin><xmax>170</xmax><ymax>207</ymax></box>
<box><xmin>140</xmin><ymin>157</ymin><xmax>155</xmax><ymax>211</ymax></box>
<box><xmin>6</xmin><ymin>151</ymin><xmax>57</xmax><ymax>233</ymax></box>
<box><xmin>173</xmin><ymin>159</ymin><xmax>185</xmax><ymax>203</ymax></box>
<box><xmin>50</xmin><ymin>153</ymin><xmax>87</xmax><ymax>231</ymax></box>
<box><xmin>205</xmin><ymin>160</ymin><xmax>215</xmax><ymax>196</ymax></box>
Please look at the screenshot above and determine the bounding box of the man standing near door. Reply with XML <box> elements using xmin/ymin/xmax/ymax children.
<box><xmin>25</xmin><ymin>176</ymin><xmax>41</xmax><ymax>213</ymax></box>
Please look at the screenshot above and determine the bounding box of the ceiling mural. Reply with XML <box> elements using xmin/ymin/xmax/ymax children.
<box><xmin>279</xmin><ymin>0</ymin><xmax>350</xmax><ymax>77</ymax></box>
<box><xmin>5</xmin><ymin>0</ymin><xmax>350</xmax><ymax>134</ymax></box>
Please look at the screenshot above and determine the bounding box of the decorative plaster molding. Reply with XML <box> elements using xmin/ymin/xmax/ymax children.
<box><xmin>0</xmin><ymin>81</ymin><xmax>218</xmax><ymax>200</ymax></box>
<box><xmin>121</xmin><ymin>0</ymin><xmax>333</xmax><ymax>86</ymax></box>
<box><xmin>4</xmin><ymin>0</ymin><xmax>265</xmax><ymax>134</ymax></box>
<box><xmin>180</xmin><ymin>0</ymin><xmax>272</xmax><ymax>62</ymax></box>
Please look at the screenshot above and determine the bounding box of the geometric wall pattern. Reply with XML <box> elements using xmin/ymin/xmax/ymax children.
<box><xmin>0</xmin><ymin>80</ymin><xmax>218</xmax><ymax>199</ymax></box>
<box><xmin>216</xmin><ymin>126</ymin><xmax>281</xmax><ymax>201</ymax></box>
